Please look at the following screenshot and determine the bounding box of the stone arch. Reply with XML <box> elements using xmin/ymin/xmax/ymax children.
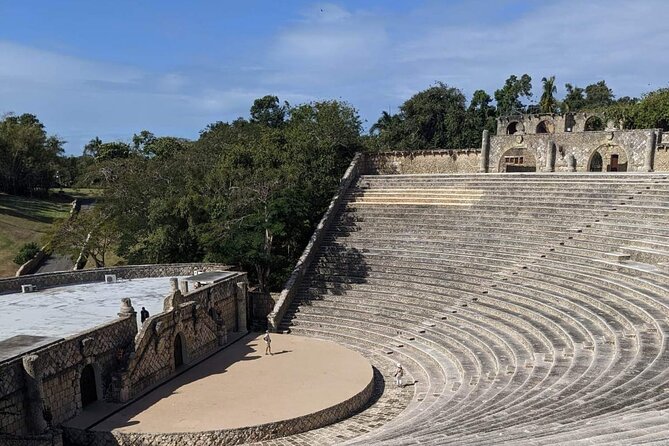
<box><xmin>173</xmin><ymin>332</ymin><xmax>187</xmax><ymax>369</ymax></box>
<box><xmin>506</xmin><ymin>121</ymin><xmax>521</xmax><ymax>135</ymax></box>
<box><xmin>589</xmin><ymin>152</ymin><xmax>603</xmax><ymax>172</ymax></box>
<box><xmin>499</xmin><ymin>147</ymin><xmax>537</xmax><ymax>172</ymax></box>
<box><xmin>536</xmin><ymin>120</ymin><xmax>555</xmax><ymax>134</ymax></box>
<box><xmin>587</xmin><ymin>144</ymin><xmax>628</xmax><ymax>172</ymax></box>
<box><xmin>79</xmin><ymin>363</ymin><xmax>100</xmax><ymax>408</ymax></box>
<box><xmin>584</xmin><ymin>116</ymin><xmax>605</xmax><ymax>131</ymax></box>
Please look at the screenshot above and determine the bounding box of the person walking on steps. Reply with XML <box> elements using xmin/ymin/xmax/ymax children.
<box><xmin>263</xmin><ymin>330</ymin><xmax>273</xmax><ymax>356</ymax></box>
<box><xmin>394</xmin><ymin>363</ymin><xmax>404</xmax><ymax>387</ymax></box>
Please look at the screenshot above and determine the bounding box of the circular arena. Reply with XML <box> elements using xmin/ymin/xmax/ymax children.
<box><xmin>73</xmin><ymin>334</ymin><xmax>373</xmax><ymax>444</ymax></box>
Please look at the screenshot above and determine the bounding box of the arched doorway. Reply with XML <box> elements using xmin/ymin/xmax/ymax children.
<box><xmin>584</xmin><ymin>116</ymin><xmax>605</xmax><ymax>131</ymax></box>
<box><xmin>589</xmin><ymin>152</ymin><xmax>603</xmax><ymax>172</ymax></box>
<box><xmin>80</xmin><ymin>364</ymin><xmax>98</xmax><ymax>408</ymax></box>
<box><xmin>588</xmin><ymin>145</ymin><xmax>628</xmax><ymax>172</ymax></box>
<box><xmin>536</xmin><ymin>120</ymin><xmax>554</xmax><ymax>134</ymax></box>
<box><xmin>174</xmin><ymin>333</ymin><xmax>185</xmax><ymax>368</ymax></box>
<box><xmin>499</xmin><ymin>148</ymin><xmax>537</xmax><ymax>172</ymax></box>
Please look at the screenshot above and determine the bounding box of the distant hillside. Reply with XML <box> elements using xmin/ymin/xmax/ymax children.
<box><xmin>0</xmin><ymin>190</ymin><xmax>97</xmax><ymax>278</ymax></box>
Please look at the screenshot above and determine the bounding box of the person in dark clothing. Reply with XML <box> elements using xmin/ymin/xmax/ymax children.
<box><xmin>140</xmin><ymin>307</ymin><xmax>150</xmax><ymax>323</ymax></box>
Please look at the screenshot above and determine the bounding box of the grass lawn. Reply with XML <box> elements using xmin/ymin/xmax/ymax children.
<box><xmin>0</xmin><ymin>188</ymin><xmax>104</xmax><ymax>278</ymax></box>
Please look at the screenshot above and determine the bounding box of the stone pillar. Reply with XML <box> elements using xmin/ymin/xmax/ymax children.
<box><xmin>644</xmin><ymin>130</ymin><xmax>657</xmax><ymax>172</ymax></box>
<box><xmin>479</xmin><ymin>130</ymin><xmax>490</xmax><ymax>173</ymax></box>
<box><xmin>164</xmin><ymin>278</ymin><xmax>183</xmax><ymax>311</ymax></box>
<box><xmin>179</xmin><ymin>280</ymin><xmax>189</xmax><ymax>294</ymax></box>
<box><xmin>22</xmin><ymin>355</ymin><xmax>48</xmax><ymax>433</ymax></box>
<box><xmin>567</xmin><ymin>154</ymin><xmax>577</xmax><ymax>172</ymax></box>
<box><xmin>118</xmin><ymin>298</ymin><xmax>136</xmax><ymax>320</ymax></box>
<box><xmin>545</xmin><ymin>141</ymin><xmax>556</xmax><ymax>172</ymax></box>
<box><xmin>236</xmin><ymin>282</ymin><xmax>248</xmax><ymax>333</ymax></box>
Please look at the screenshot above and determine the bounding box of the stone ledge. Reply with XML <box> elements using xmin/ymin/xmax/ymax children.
<box><xmin>63</xmin><ymin>369</ymin><xmax>374</xmax><ymax>446</ymax></box>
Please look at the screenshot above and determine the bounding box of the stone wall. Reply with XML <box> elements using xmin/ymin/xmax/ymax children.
<box><xmin>64</xmin><ymin>374</ymin><xmax>374</xmax><ymax>446</ymax></box>
<box><xmin>249</xmin><ymin>290</ymin><xmax>277</xmax><ymax>329</ymax></box>
<box><xmin>489</xmin><ymin>129</ymin><xmax>656</xmax><ymax>173</ymax></box>
<box><xmin>0</xmin><ymin>316</ymin><xmax>137</xmax><ymax>436</ymax></box>
<box><xmin>0</xmin><ymin>263</ymin><xmax>229</xmax><ymax>295</ymax></box>
<box><xmin>365</xmin><ymin>149</ymin><xmax>481</xmax><ymax>174</ymax></box>
<box><xmin>117</xmin><ymin>275</ymin><xmax>247</xmax><ymax>401</ymax></box>
<box><xmin>268</xmin><ymin>153</ymin><xmax>365</xmax><ymax>331</ymax></box>
<box><xmin>655</xmin><ymin>146</ymin><xmax>669</xmax><ymax>172</ymax></box>
<box><xmin>0</xmin><ymin>357</ymin><xmax>30</xmax><ymax>435</ymax></box>
<box><xmin>0</xmin><ymin>430</ymin><xmax>63</xmax><ymax>446</ymax></box>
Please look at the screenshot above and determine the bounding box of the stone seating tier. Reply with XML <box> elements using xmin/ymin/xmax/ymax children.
<box><xmin>275</xmin><ymin>172</ymin><xmax>669</xmax><ymax>445</ymax></box>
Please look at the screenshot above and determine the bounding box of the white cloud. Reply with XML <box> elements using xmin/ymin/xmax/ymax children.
<box><xmin>0</xmin><ymin>41</ymin><xmax>143</xmax><ymax>86</ymax></box>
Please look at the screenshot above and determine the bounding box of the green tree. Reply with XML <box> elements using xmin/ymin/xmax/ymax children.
<box><xmin>494</xmin><ymin>74</ymin><xmax>532</xmax><ymax>116</ymax></box>
<box><xmin>83</xmin><ymin>137</ymin><xmax>103</xmax><ymax>157</ymax></box>
<box><xmin>561</xmin><ymin>83</ymin><xmax>586</xmax><ymax>112</ymax></box>
<box><xmin>393</xmin><ymin>82</ymin><xmax>469</xmax><ymax>150</ymax></box>
<box><xmin>133</xmin><ymin>130</ymin><xmax>189</xmax><ymax>158</ymax></box>
<box><xmin>250</xmin><ymin>95</ymin><xmax>288</xmax><ymax>128</ymax></box>
<box><xmin>96</xmin><ymin>141</ymin><xmax>131</xmax><ymax>161</ymax></box>
<box><xmin>631</xmin><ymin>88</ymin><xmax>669</xmax><ymax>130</ymax></box>
<box><xmin>539</xmin><ymin>76</ymin><xmax>558</xmax><ymax>113</ymax></box>
<box><xmin>100</xmin><ymin>97</ymin><xmax>361</xmax><ymax>291</ymax></box>
<box><xmin>51</xmin><ymin>207</ymin><xmax>120</xmax><ymax>268</ymax></box>
<box><xmin>0</xmin><ymin>113</ymin><xmax>64</xmax><ymax>196</ymax></box>
<box><xmin>463</xmin><ymin>89</ymin><xmax>497</xmax><ymax>147</ymax></box>
<box><xmin>584</xmin><ymin>80</ymin><xmax>614</xmax><ymax>108</ymax></box>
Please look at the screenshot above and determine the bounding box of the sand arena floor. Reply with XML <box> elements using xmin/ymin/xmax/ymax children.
<box><xmin>91</xmin><ymin>333</ymin><xmax>373</xmax><ymax>433</ymax></box>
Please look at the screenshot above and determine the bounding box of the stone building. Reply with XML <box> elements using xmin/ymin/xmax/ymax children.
<box><xmin>365</xmin><ymin>113</ymin><xmax>667</xmax><ymax>176</ymax></box>
<box><xmin>0</xmin><ymin>265</ymin><xmax>248</xmax><ymax>446</ymax></box>
<box><xmin>486</xmin><ymin>112</ymin><xmax>665</xmax><ymax>173</ymax></box>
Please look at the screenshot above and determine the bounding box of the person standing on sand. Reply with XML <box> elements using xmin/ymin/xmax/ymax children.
<box><xmin>263</xmin><ymin>330</ymin><xmax>273</xmax><ymax>356</ymax></box>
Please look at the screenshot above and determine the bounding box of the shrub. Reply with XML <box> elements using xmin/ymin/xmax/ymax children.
<box><xmin>14</xmin><ymin>242</ymin><xmax>40</xmax><ymax>265</ymax></box>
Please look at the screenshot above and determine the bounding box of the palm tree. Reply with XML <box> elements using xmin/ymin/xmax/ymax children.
<box><xmin>539</xmin><ymin>76</ymin><xmax>558</xmax><ymax>113</ymax></box>
<box><xmin>370</xmin><ymin>111</ymin><xmax>394</xmax><ymax>135</ymax></box>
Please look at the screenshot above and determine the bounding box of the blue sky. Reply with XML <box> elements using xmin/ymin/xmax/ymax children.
<box><xmin>1</xmin><ymin>0</ymin><xmax>667</xmax><ymax>154</ymax></box>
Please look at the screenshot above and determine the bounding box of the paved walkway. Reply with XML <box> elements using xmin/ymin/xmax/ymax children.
<box><xmin>91</xmin><ymin>334</ymin><xmax>373</xmax><ymax>433</ymax></box>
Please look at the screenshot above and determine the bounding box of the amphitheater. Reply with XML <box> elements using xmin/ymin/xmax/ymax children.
<box><xmin>2</xmin><ymin>113</ymin><xmax>669</xmax><ymax>445</ymax></box>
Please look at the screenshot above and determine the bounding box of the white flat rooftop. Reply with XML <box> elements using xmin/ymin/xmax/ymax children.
<box><xmin>0</xmin><ymin>277</ymin><xmax>181</xmax><ymax>343</ymax></box>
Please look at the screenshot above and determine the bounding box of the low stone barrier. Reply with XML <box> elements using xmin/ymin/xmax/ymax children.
<box><xmin>63</xmin><ymin>373</ymin><xmax>374</xmax><ymax>446</ymax></box>
<box><xmin>0</xmin><ymin>263</ymin><xmax>230</xmax><ymax>295</ymax></box>
<box><xmin>0</xmin><ymin>430</ymin><xmax>63</xmax><ymax>446</ymax></box>
<box><xmin>366</xmin><ymin>149</ymin><xmax>481</xmax><ymax>174</ymax></box>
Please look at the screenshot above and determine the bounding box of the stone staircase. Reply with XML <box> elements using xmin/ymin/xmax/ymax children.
<box><xmin>277</xmin><ymin>172</ymin><xmax>669</xmax><ymax>445</ymax></box>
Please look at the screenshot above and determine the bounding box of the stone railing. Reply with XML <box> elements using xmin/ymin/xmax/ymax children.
<box><xmin>267</xmin><ymin>153</ymin><xmax>365</xmax><ymax>331</ymax></box>
<box><xmin>0</xmin><ymin>263</ymin><xmax>229</xmax><ymax>295</ymax></box>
